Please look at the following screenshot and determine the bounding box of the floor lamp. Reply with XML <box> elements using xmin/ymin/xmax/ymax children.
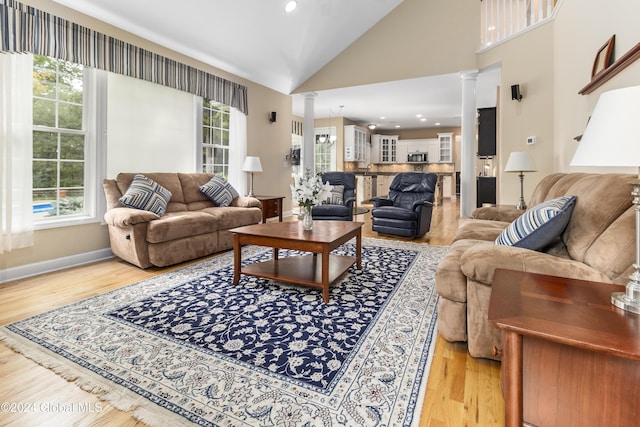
<box><xmin>504</xmin><ymin>151</ymin><xmax>537</xmax><ymax>210</ymax></box>
<box><xmin>571</xmin><ymin>85</ymin><xmax>640</xmax><ymax>314</ymax></box>
<box><xmin>242</xmin><ymin>156</ymin><xmax>262</xmax><ymax>197</ymax></box>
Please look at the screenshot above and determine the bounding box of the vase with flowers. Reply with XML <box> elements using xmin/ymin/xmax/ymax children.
<box><xmin>290</xmin><ymin>168</ymin><xmax>333</xmax><ymax>230</ymax></box>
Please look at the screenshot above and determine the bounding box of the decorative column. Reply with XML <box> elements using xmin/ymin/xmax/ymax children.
<box><xmin>303</xmin><ymin>93</ymin><xmax>317</xmax><ymax>173</ymax></box>
<box><xmin>460</xmin><ymin>71</ymin><xmax>479</xmax><ymax>217</ymax></box>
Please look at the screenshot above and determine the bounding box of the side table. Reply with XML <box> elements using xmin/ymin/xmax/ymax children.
<box><xmin>489</xmin><ymin>269</ymin><xmax>640</xmax><ymax>427</ymax></box>
<box><xmin>254</xmin><ymin>195</ymin><xmax>284</xmax><ymax>223</ymax></box>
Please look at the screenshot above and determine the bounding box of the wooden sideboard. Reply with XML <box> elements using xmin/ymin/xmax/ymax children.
<box><xmin>489</xmin><ymin>269</ymin><xmax>640</xmax><ymax>427</ymax></box>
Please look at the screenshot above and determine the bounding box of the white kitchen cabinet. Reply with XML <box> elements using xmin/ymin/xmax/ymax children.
<box><xmin>371</xmin><ymin>134</ymin><xmax>398</xmax><ymax>163</ymax></box>
<box><xmin>438</xmin><ymin>132</ymin><xmax>453</xmax><ymax>163</ymax></box>
<box><xmin>356</xmin><ymin>175</ymin><xmax>373</xmax><ymax>205</ymax></box>
<box><xmin>442</xmin><ymin>174</ymin><xmax>452</xmax><ymax>198</ymax></box>
<box><xmin>344</xmin><ymin>125</ymin><xmax>369</xmax><ymax>163</ymax></box>
<box><xmin>376</xmin><ymin>174</ymin><xmax>396</xmax><ymax>197</ymax></box>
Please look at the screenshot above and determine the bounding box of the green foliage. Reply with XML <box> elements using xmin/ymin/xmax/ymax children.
<box><xmin>32</xmin><ymin>55</ymin><xmax>86</xmax><ymax>217</ymax></box>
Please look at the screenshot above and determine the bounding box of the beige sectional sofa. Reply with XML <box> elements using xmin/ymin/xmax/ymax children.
<box><xmin>103</xmin><ymin>172</ymin><xmax>262</xmax><ymax>268</ymax></box>
<box><xmin>435</xmin><ymin>173</ymin><xmax>636</xmax><ymax>360</ymax></box>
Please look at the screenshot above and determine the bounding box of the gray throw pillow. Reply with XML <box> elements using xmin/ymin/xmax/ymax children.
<box><xmin>119</xmin><ymin>174</ymin><xmax>172</xmax><ymax>216</ymax></box>
<box><xmin>325</xmin><ymin>185</ymin><xmax>344</xmax><ymax>205</ymax></box>
<box><xmin>199</xmin><ymin>175</ymin><xmax>239</xmax><ymax>207</ymax></box>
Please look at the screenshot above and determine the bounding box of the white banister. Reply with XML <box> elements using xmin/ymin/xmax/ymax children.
<box><xmin>481</xmin><ymin>0</ymin><xmax>557</xmax><ymax>48</ymax></box>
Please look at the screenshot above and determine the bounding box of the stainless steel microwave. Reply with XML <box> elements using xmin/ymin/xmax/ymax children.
<box><xmin>408</xmin><ymin>152</ymin><xmax>428</xmax><ymax>163</ymax></box>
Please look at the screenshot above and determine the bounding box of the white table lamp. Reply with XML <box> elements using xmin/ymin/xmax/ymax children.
<box><xmin>504</xmin><ymin>151</ymin><xmax>537</xmax><ymax>210</ymax></box>
<box><xmin>571</xmin><ymin>85</ymin><xmax>640</xmax><ymax>314</ymax></box>
<box><xmin>242</xmin><ymin>156</ymin><xmax>263</xmax><ymax>197</ymax></box>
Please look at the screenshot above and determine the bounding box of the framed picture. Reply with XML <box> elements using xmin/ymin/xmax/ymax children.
<box><xmin>591</xmin><ymin>35</ymin><xmax>615</xmax><ymax>79</ymax></box>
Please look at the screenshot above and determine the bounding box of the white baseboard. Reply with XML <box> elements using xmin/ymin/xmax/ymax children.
<box><xmin>0</xmin><ymin>248</ymin><xmax>114</xmax><ymax>284</ymax></box>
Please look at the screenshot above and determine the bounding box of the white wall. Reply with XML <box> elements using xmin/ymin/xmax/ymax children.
<box><xmin>554</xmin><ymin>0</ymin><xmax>640</xmax><ymax>173</ymax></box>
<box><xmin>106</xmin><ymin>73</ymin><xmax>197</xmax><ymax>178</ymax></box>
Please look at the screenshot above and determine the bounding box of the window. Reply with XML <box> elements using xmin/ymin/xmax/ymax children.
<box><xmin>201</xmin><ymin>99</ymin><xmax>230</xmax><ymax>177</ymax></box>
<box><xmin>314</xmin><ymin>126</ymin><xmax>337</xmax><ymax>174</ymax></box>
<box><xmin>32</xmin><ymin>55</ymin><xmax>87</xmax><ymax>221</ymax></box>
<box><xmin>315</xmin><ymin>135</ymin><xmax>334</xmax><ymax>174</ymax></box>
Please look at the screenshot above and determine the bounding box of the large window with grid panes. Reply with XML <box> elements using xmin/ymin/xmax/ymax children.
<box><xmin>32</xmin><ymin>55</ymin><xmax>92</xmax><ymax>222</ymax></box>
<box><xmin>201</xmin><ymin>99</ymin><xmax>230</xmax><ymax>177</ymax></box>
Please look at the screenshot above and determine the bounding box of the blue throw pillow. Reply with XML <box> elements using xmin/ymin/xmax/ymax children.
<box><xmin>119</xmin><ymin>174</ymin><xmax>172</xmax><ymax>216</ymax></box>
<box><xmin>199</xmin><ymin>175</ymin><xmax>239</xmax><ymax>207</ymax></box>
<box><xmin>495</xmin><ymin>195</ymin><xmax>576</xmax><ymax>251</ymax></box>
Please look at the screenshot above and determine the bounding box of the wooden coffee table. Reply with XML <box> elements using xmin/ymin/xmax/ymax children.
<box><xmin>230</xmin><ymin>221</ymin><xmax>363</xmax><ymax>302</ymax></box>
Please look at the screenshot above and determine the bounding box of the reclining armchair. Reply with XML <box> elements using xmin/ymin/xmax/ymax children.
<box><xmin>371</xmin><ymin>172</ymin><xmax>437</xmax><ymax>237</ymax></box>
<box><xmin>311</xmin><ymin>171</ymin><xmax>356</xmax><ymax>221</ymax></box>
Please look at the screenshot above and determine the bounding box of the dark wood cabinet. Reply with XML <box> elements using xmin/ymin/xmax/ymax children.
<box><xmin>254</xmin><ymin>196</ymin><xmax>284</xmax><ymax>223</ymax></box>
<box><xmin>478</xmin><ymin>107</ymin><xmax>496</xmax><ymax>157</ymax></box>
<box><xmin>476</xmin><ymin>176</ymin><xmax>496</xmax><ymax>207</ymax></box>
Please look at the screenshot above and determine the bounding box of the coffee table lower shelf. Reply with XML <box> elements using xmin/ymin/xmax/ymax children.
<box><xmin>240</xmin><ymin>254</ymin><xmax>356</xmax><ymax>296</ymax></box>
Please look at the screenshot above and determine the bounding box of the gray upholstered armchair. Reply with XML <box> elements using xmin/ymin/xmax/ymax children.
<box><xmin>311</xmin><ymin>172</ymin><xmax>356</xmax><ymax>221</ymax></box>
<box><xmin>371</xmin><ymin>172</ymin><xmax>437</xmax><ymax>237</ymax></box>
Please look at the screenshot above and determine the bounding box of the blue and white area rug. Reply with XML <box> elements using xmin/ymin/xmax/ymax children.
<box><xmin>0</xmin><ymin>238</ymin><xmax>446</xmax><ymax>427</ymax></box>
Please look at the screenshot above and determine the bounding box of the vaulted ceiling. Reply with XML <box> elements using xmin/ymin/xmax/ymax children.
<box><xmin>53</xmin><ymin>0</ymin><xmax>498</xmax><ymax>129</ymax></box>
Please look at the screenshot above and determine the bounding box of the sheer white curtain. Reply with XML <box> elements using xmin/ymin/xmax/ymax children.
<box><xmin>228</xmin><ymin>107</ymin><xmax>248</xmax><ymax>196</ymax></box>
<box><xmin>0</xmin><ymin>53</ymin><xmax>34</xmax><ymax>253</ymax></box>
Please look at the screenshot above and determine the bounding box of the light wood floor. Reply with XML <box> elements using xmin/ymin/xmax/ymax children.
<box><xmin>0</xmin><ymin>199</ymin><xmax>503</xmax><ymax>426</ymax></box>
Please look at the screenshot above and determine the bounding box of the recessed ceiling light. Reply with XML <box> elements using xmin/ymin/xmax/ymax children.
<box><xmin>416</xmin><ymin>114</ymin><xmax>423</xmax><ymax>118</ymax></box>
<box><xmin>420</xmin><ymin>118</ymin><xmax>427</xmax><ymax>122</ymax></box>
<box><xmin>285</xmin><ymin>1</ymin><xmax>297</xmax><ymax>13</ymax></box>
<box><xmin>395</xmin><ymin>125</ymin><xmax>401</xmax><ymax>128</ymax></box>
<box><xmin>435</xmin><ymin>122</ymin><xmax>441</xmax><ymax>126</ymax></box>
<box><xmin>379</xmin><ymin>116</ymin><xmax>386</xmax><ymax>120</ymax></box>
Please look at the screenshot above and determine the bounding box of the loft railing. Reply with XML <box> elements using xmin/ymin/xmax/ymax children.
<box><xmin>480</xmin><ymin>0</ymin><xmax>558</xmax><ymax>48</ymax></box>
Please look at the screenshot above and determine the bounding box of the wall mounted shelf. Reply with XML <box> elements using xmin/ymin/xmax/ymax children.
<box><xmin>579</xmin><ymin>42</ymin><xmax>640</xmax><ymax>95</ymax></box>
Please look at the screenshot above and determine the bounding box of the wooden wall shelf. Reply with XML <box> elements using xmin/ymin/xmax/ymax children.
<box><xmin>579</xmin><ymin>42</ymin><xmax>640</xmax><ymax>95</ymax></box>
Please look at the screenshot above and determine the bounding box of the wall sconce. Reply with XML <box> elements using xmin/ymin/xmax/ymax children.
<box><xmin>511</xmin><ymin>84</ymin><xmax>523</xmax><ymax>102</ymax></box>
<box><xmin>269</xmin><ymin>112</ymin><xmax>277</xmax><ymax>123</ymax></box>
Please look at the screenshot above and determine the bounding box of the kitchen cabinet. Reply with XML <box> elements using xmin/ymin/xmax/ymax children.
<box><xmin>344</xmin><ymin>125</ymin><xmax>369</xmax><ymax>163</ymax></box>
<box><xmin>376</xmin><ymin>174</ymin><xmax>396</xmax><ymax>197</ymax></box>
<box><xmin>477</xmin><ymin>176</ymin><xmax>496</xmax><ymax>207</ymax></box>
<box><xmin>442</xmin><ymin>174</ymin><xmax>452</xmax><ymax>198</ymax></box>
<box><xmin>371</xmin><ymin>134</ymin><xmax>398</xmax><ymax>163</ymax></box>
<box><xmin>478</xmin><ymin>108</ymin><xmax>496</xmax><ymax>157</ymax></box>
<box><xmin>401</xmin><ymin>139</ymin><xmax>431</xmax><ymax>163</ymax></box>
<box><xmin>438</xmin><ymin>133</ymin><xmax>453</xmax><ymax>163</ymax></box>
<box><xmin>356</xmin><ymin>175</ymin><xmax>373</xmax><ymax>205</ymax></box>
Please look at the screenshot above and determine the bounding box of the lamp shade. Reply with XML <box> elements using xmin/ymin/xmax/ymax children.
<box><xmin>504</xmin><ymin>151</ymin><xmax>537</xmax><ymax>173</ymax></box>
<box><xmin>571</xmin><ymin>85</ymin><xmax>640</xmax><ymax>167</ymax></box>
<box><xmin>242</xmin><ymin>156</ymin><xmax>263</xmax><ymax>172</ymax></box>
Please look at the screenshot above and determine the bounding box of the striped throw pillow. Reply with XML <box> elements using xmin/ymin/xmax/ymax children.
<box><xmin>495</xmin><ymin>195</ymin><xmax>576</xmax><ymax>251</ymax></box>
<box><xmin>199</xmin><ymin>175</ymin><xmax>239</xmax><ymax>207</ymax></box>
<box><xmin>325</xmin><ymin>185</ymin><xmax>344</xmax><ymax>205</ymax></box>
<box><xmin>119</xmin><ymin>174</ymin><xmax>172</xmax><ymax>216</ymax></box>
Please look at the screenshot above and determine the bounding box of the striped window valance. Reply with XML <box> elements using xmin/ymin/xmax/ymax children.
<box><xmin>0</xmin><ymin>0</ymin><xmax>248</xmax><ymax>115</ymax></box>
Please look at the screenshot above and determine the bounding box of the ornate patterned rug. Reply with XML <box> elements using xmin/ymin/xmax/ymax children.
<box><xmin>0</xmin><ymin>238</ymin><xmax>446</xmax><ymax>426</ymax></box>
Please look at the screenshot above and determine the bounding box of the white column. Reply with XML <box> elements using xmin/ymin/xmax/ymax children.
<box><xmin>303</xmin><ymin>93</ymin><xmax>316</xmax><ymax>173</ymax></box>
<box><xmin>460</xmin><ymin>71</ymin><xmax>479</xmax><ymax>217</ymax></box>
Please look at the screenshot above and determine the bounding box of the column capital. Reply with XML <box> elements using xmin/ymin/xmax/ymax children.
<box><xmin>303</xmin><ymin>92</ymin><xmax>317</xmax><ymax>99</ymax></box>
<box><xmin>460</xmin><ymin>70</ymin><xmax>479</xmax><ymax>81</ymax></box>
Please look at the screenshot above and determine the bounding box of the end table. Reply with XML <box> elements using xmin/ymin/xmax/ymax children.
<box><xmin>489</xmin><ymin>269</ymin><xmax>640</xmax><ymax>427</ymax></box>
<box><xmin>254</xmin><ymin>195</ymin><xmax>284</xmax><ymax>223</ymax></box>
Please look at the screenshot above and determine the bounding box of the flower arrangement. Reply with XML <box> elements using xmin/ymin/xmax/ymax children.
<box><xmin>290</xmin><ymin>168</ymin><xmax>333</xmax><ymax>209</ymax></box>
